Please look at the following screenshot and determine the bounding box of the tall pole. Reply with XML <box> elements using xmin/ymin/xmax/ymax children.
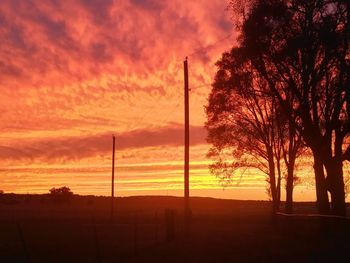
<box><xmin>111</xmin><ymin>135</ymin><xmax>116</xmax><ymax>219</ymax></box>
<box><xmin>184</xmin><ymin>57</ymin><xmax>190</xmax><ymax>236</ymax></box>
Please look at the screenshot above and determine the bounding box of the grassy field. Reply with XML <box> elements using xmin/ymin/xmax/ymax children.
<box><xmin>0</xmin><ymin>194</ymin><xmax>350</xmax><ymax>262</ymax></box>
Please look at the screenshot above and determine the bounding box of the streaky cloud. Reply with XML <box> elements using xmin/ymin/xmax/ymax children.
<box><xmin>0</xmin><ymin>125</ymin><xmax>207</xmax><ymax>162</ymax></box>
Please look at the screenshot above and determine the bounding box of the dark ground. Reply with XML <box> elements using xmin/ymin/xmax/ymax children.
<box><xmin>0</xmin><ymin>194</ymin><xmax>350</xmax><ymax>263</ymax></box>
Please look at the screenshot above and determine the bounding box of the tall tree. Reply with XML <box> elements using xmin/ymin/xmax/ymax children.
<box><xmin>206</xmin><ymin>49</ymin><xmax>301</xmax><ymax>212</ymax></box>
<box><xmin>277</xmin><ymin>97</ymin><xmax>304</xmax><ymax>213</ymax></box>
<box><xmin>230</xmin><ymin>0</ymin><xmax>350</xmax><ymax>215</ymax></box>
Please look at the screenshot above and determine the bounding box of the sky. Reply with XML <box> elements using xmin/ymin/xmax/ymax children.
<box><xmin>0</xmin><ymin>0</ymin><xmax>320</xmax><ymax>200</ymax></box>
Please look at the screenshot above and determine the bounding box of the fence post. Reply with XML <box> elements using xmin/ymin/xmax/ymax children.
<box><xmin>133</xmin><ymin>213</ymin><xmax>138</xmax><ymax>256</ymax></box>
<box><xmin>165</xmin><ymin>209</ymin><xmax>175</xmax><ymax>242</ymax></box>
<box><xmin>154</xmin><ymin>211</ymin><xmax>158</xmax><ymax>245</ymax></box>
<box><xmin>16</xmin><ymin>222</ymin><xmax>31</xmax><ymax>263</ymax></box>
<box><xmin>92</xmin><ymin>219</ymin><xmax>102</xmax><ymax>263</ymax></box>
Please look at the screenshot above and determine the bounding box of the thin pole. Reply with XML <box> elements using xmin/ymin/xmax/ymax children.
<box><xmin>16</xmin><ymin>222</ymin><xmax>31</xmax><ymax>263</ymax></box>
<box><xmin>111</xmin><ymin>135</ymin><xmax>115</xmax><ymax>219</ymax></box>
<box><xmin>184</xmin><ymin>57</ymin><xmax>190</xmax><ymax>236</ymax></box>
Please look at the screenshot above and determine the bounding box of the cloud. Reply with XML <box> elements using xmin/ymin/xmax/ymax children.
<box><xmin>81</xmin><ymin>0</ymin><xmax>114</xmax><ymax>24</ymax></box>
<box><xmin>130</xmin><ymin>0</ymin><xmax>164</xmax><ymax>11</ymax></box>
<box><xmin>0</xmin><ymin>124</ymin><xmax>207</xmax><ymax>162</ymax></box>
<box><xmin>0</xmin><ymin>1</ymin><xmax>259</xmax><ymax>197</ymax></box>
<box><xmin>0</xmin><ymin>60</ymin><xmax>23</xmax><ymax>77</ymax></box>
<box><xmin>0</xmin><ymin>0</ymin><xmax>232</xmax><ymax>167</ymax></box>
<box><xmin>0</xmin><ymin>0</ymin><xmax>232</xmax><ymax>84</ymax></box>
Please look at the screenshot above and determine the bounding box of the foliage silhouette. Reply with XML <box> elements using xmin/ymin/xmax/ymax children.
<box><xmin>49</xmin><ymin>186</ymin><xmax>73</xmax><ymax>204</ymax></box>
<box><xmin>224</xmin><ymin>0</ymin><xmax>350</xmax><ymax>216</ymax></box>
<box><xmin>206</xmin><ymin>45</ymin><xmax>303</xmax><ymax>213</ymax></box>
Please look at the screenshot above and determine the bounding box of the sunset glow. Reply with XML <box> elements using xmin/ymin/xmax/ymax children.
<box><xmin>0</xmin><ymin>0</ymin><xmax>320</xmax><ymax>201</ymax></box>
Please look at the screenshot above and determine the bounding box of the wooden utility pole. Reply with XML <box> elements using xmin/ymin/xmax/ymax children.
<box><xmin>111</xmin><ymin>135</ymin><xmax>116</xmax><ymax>219</ymax></box>
<box><xmin>184</xmin><ymin>57</ymin><xmax>190</xmax><ymax>236</ymax></box>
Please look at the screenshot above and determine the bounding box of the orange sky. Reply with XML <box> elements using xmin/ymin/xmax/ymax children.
<box><xmin>0</xmin><ymin>0</ymin><xmax>322</xmax><ymax>201</ymax></box>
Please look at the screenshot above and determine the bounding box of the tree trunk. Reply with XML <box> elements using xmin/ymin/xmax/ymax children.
<box><xmin>267</xmin><ymin>148</ymin><xmax>279</xmax><ymax>213</ymax></box>
<box><xmin>325</xmin><ymin>159</ymin><xmax>346</xmax><ymax>216</ymax></box>
<box><xmin>276</xmin><ymin>158</ymin><xmax>282</xmax><ymax>210</ymax></box>
<box><xmin>285</xmin><ymin>117</ymin><xmax>297</xmax><ymax>214</ymax></box>
<box><xmin>285</xmin><ymin>163</ymin><xmax>294</xmax><ymax>214</ymax></box>
<box><xmin>313</xmin><ymin>152</ymin><xmax>330</xmax><ymax>214</ymax></box>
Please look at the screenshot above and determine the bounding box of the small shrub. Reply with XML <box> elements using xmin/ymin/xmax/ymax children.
<box><xmin>49</xmin><ymin>186</ymin><xmax>73</xmax><ymax>204</ymax></box>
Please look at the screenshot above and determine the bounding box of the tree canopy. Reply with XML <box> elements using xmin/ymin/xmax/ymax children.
<box><xmin>207</xmin><ymin>0</ymin><xmax>350</xmax><ymax>215</ymax></box>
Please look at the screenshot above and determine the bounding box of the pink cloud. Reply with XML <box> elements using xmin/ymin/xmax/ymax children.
<box><xmin>0</xmin><ymin>0</ymin><xmax>232</xmax><ymax>85</ymax></box>
<box><xmin>0</xmin><ymin>0</ymin><xmax>232</xmax><ymax>168</ymax></box>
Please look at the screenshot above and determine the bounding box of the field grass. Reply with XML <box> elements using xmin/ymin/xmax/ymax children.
<box><xmin>0</xmin><ymin>194</ymin><xmax>350</xmax><ymax>262</ymax></box>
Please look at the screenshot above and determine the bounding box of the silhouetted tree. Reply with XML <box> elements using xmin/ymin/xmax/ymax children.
<box><xmin>49</xmin><ymin>186</ymin><xmax>73</xmax><ymax>204</ymax></box>
<box><xmin>206</xmin><ymin>49</ymin><xmax>302</xmax><ymax>213</ymax></box>
<box><xmin>277</xmin><ymin>98</ymin><xmax>304</xmax><ymax>213</ymax></box>
<box><xmin>228</xmin><ymin>0</ymin><xmax>350</xmax><ymax>216</ymax></box>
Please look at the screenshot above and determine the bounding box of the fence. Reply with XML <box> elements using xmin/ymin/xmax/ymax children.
<box><xmin>0</xmin><ymin>209</ymin><xmax>180</xmax><ymax>263</ymax></box>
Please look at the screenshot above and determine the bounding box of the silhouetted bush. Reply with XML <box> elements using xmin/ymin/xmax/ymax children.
<box><xmin>49</xmin><ymin>186</ymin><xmax>73</xmax><ymax>204</ymax></box>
